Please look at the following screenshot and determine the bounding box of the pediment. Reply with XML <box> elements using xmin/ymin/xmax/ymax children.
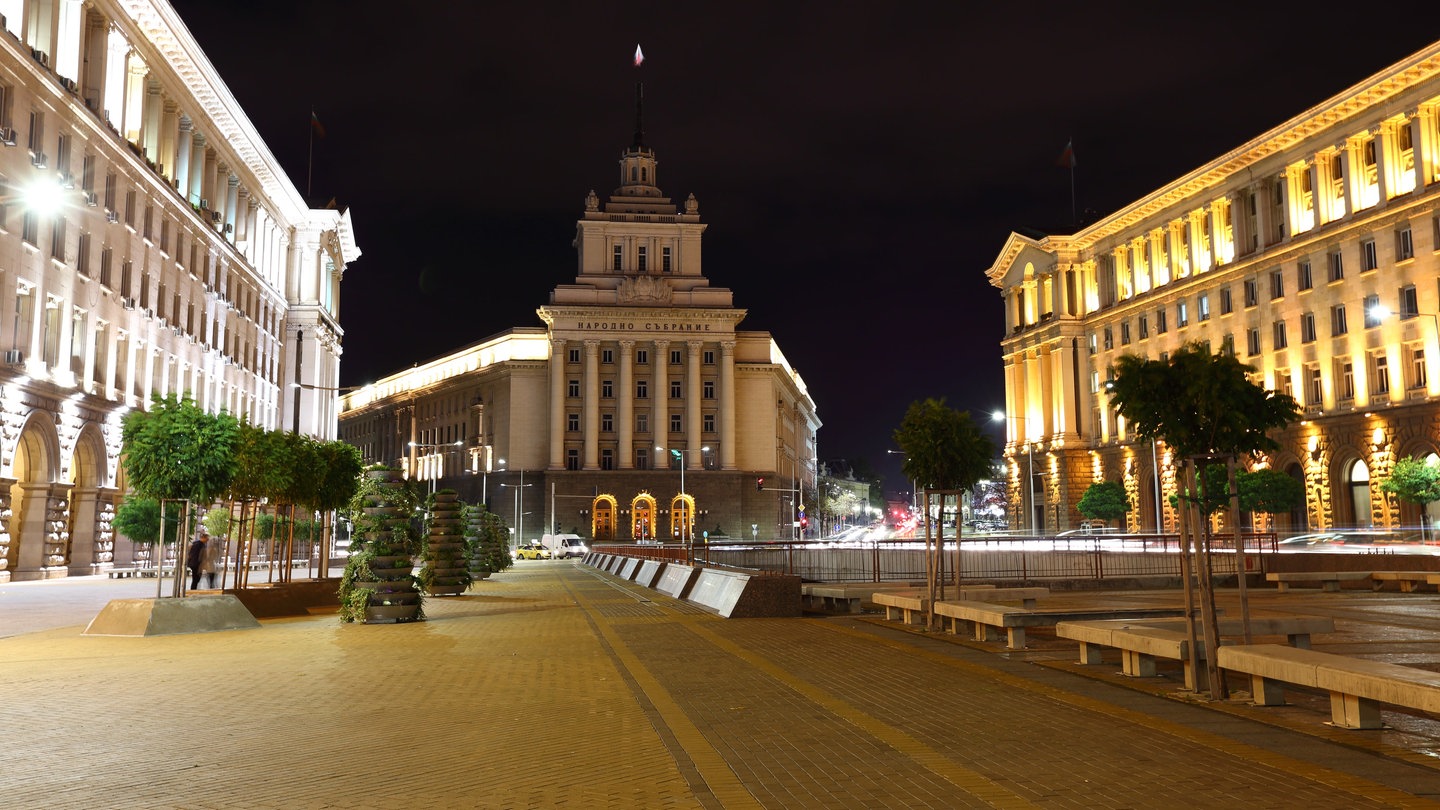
<box><xmin>985</xmin><ymin>232</ymin><xmax>1057</xmax><ymax>290</ymax></box>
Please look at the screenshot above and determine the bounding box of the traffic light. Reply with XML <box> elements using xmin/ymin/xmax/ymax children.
<box><xmin>756</xmin><ymin>476</ymin><xmax>764</xmax><ymax>491</ymax></box>
<box><xmin>800</xmin><ymin>515</ymin><xmax>809</xmax><ymax>529</ymax></box>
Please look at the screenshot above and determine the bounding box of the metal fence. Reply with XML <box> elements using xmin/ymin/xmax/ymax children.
<box><xmin>594</xmin><ymin>533</ymin><xmax>1271</xmax><ymax>583</ymax></box>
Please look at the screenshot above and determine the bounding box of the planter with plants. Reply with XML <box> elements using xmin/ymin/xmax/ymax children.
<box><xmin>338</xmin><ymin>466</ymin><xmax>424</xmax><ymax>623</ymax></box>
<box><xmin>467</xmin><ymin>505</ymin><xmax>513</xmax><ymax>584</ymax></box>
<box><xmin>421</xmin><ymin>490</ymin><xmax>471</xmax><ymax>596</ymax></box>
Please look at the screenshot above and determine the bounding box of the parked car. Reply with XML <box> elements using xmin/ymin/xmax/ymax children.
<box><xmin>514</xmin><ymin>542</ymin><xmax>552</xmax><ymax>560</ymax></box>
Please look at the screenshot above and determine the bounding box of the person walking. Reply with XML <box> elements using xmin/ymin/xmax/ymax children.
<box><xmin>186</xmin><ymin>529</ymin><xmax>208</xmax><ymax>591</ymax></box>
<box><xmin>200</xmin><ymin>526</ymin><xmax>222</xmax><ymax>588</ymax></box>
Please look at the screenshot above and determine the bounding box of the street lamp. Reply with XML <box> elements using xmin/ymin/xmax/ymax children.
<box><xmin>886</xmin><ymin>449</ymin><xmax>917</xmax><ymax>513</ymax></box>
<box><xmin>499</xmin><ymin>473</ymin><xmax>532</xmax><ymax>548</ymax></box>
<box><xmin>990</xmin><ymin>411</ymin><xmax>1035</xmax><ymax>534</ymax></box>
<box><xmin>657</xmin><ymin>445</ymin><xmax>709</xmax><ymax>542</ymax></box>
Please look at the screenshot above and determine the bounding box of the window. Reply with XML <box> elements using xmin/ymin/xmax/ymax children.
<box><xmin>49</xmin><ymin>214</ymin><xmax>64</xmax><ymax>260</ymax></box>
<box><xmin>1337</xmin><ymin>359</ymin><xmax>1355</xmax><ymax>400</ymax></box>
<box><xmin>1221</xmin><ymin>286</ymin><xmax>1234</xmax><ymax>314</ymax></box>
<box><xmin>1102</xmin><ymin>327</ymin><xmax>1113</xmax><ymax>350</ymax></box>
<box><xmin>1328</xmin><ymin>251</ymin><xmax>1344</xmax><ymax>282</ymax></box>
<box><xmin>1301</xmin><ymin>312</ymin><xmax>1316</xmax><ymax>343</ymax></box>
<box><xmin>1371</xmin><ymin>352</ymin><xmax>1390</xmax><ymax>395</ymax></box>
<box><xmin>1273</xmin><ymin>320</ymin><xmax>1288</xmax><ymax>350</ymax></box>
<box><xmin>1410</xmin><ymin>345</ymin><xmax>1427</xmax><ymax>389</ymax></box>
<box><xmin>1269</xmin><ymin>270</ymin><xmax>1284</xmax><ymax>300</ymax></box>
<box><xmin>637</xmin><ymin>245</ymin><xmax>647</xmax><ymax>272</ymax></box>
<box><xmin>1397</xmin><ymin>228</ymin><xmax>1414</xmax><ymax>261</ymax></box>
<box><xmin>703</xmin><ymin>350</ymin><xmax>715</xmax><ymax>364</ymax></box>
<box><xmin>20</xmin><ymin>209</ymin><xmax>36</xmax><ymax>245</ymax></box>
<box><xmin>1297</xmin><ymin>260</ymin><xmax>1313</xmax><ymax>291</ymax></box>
<box><xmin>1360</xmin><ymin>239</ymin><xmax>1378</xmax><ymax>272</ymax></box>
<box><xmin>636</xmin><ymin>380</ymin><xmax>648</xmax><ymax>399</ymax></box>
<box><xmin>1306</xmin><ymin>364</ymin><xmax>1323</xmax><ymax>406</ymax></box>
<box><xmin>1156</xmin><ymin>307</ymin><xmax>1168</xmax><ymax>334</ymax></box>
<box><xmin>1331</xmin><ymin>305</ymin><xmax>1347</xmax><ymax>336</ymax></box>
<box><xmin>1138</xmin><ymin>315</ymin><xmax>1149</xmax><ymax>340</ymax></box>
<box><xmin>703</xmin><ymin>413</ymin><xmax>715</xmax><ymax>432</ymax></box>
<box><xmin>612</xmin><ymin>244</ymin><xmax>622</xmax><ymax>272</ymax></box>
<box><xmin>566</xmin><ymin>449</ymin><xmax>579</xmax><ymax>470</ymax></box>
<box><xmin>634</xmin><ymin>448</ymin><xmax>651</xmax><ymax>469</ymax></box>
<box><xmin>1363</xmin><ymin>294</ymin><xmax>1381</xmax><ymax>328</ymax></box>
<box><xmin>1177</xmin><ymin>301</ymin><xmax>1189</xmax><ymax>327</ymax></box>
<box><xmin>1120</xmin><ymin>321</ymin><xmax>1131</xmax><ymax>346</ymax></box>
<box><xmin>601</xmin><ymin>380</ymin><xmax>613</xmax><ymax>398</ymax></box>
<box><xmin>636</xmin><ymin>349</ymin><xmax>648</xmax><ymax>364</ymax></box>
<box><xmin>670</xmin><ymin>349</ymin><xmax>681</xmax><ymax>364</ymax></box>
<box><xmin>568</xmin><ymin>348</ymin><xmax>580</xmax><ymax>363</ymax></box>
<box><xmin>1221</xmin><ymin>334</ymin><xmax>1235</xmax><ymax>356</ymax></box>
<box><xmin>670</xmin><ymin>380</ymin><xmax>682</xmax><ymax>399</ymax></box>
<box><xmin>601</xmin><ymin>449</ymin><xmax>614</xmax><ymax>470</ymax></box>
<box><xmin>703</xmin><ymin>380</ymin><xmax>715</xmax><ymax>398</ymax></box>
<box><xmin>104</xmin><ymin>172</ymin><xmax>116</xmax><ymax>212</ymax></box>
<box><xmin>669</xmin><ymin>413</ymin><xmax>682</xmax><ymax>433</ymax></box>
<box><xmin>1400</xmin><ymin>285</ymin><xmax>1419</xmax><ymax>319</ymax></box>
<box><xmin>1087</xmin><ymin>333</ymin><xmax>1097</xmax><ymax>354</ymax></box>
<box><xmin>567</xmin><ymin>379</ymin><xmax>580</xmax><ymax>398</ymax></box>
<box><xmin>124</xmin><ymin>189</ymin><xmax>136</xmax><ymax>227</ymax></box>
<box><xmin>1242</xmin><ymin>280</ymin><xmax>1256</xmax><ymax>308</ymax></box>
<box><xmin>99</xmin><ymin>246</ymin><xmax>112</xmax><ymax>288</ymax></box>
<box><xmin>637</xmin><ymin>411</ymin><xmax>650</xmax><ymax>433</ymax></box>
<box><xmin>1246</xmin><ymin>328</ymin><xmax>1260</xmax><ymax>356</ymax></box>
<box><xmin>77</xmin><ymin>232</ymin><xmax>90</xmax><ymax>276</ymax></box>
<box><xmin>1198</xmin><ymin>294</ymin><xmax>1210</xmax><ymax>321</ymax></box>
<box><xmin>601</xmin><ymin>413</ymin><xmax>613</xmax><ymax>432</ymax></box>
<box><xmin>662</xmin><ymin>246</ymin><xmax>672</xmax><ymax>273</ymax></box>
<box><xmin>601</xmin><ymin>349</ymin><xmax>613</xmax><ymax>364</ymax></box>
<box><xmin>567</xmin><ymin>413</ymin><xmax>579</xmax><ymax>432</ymax></box>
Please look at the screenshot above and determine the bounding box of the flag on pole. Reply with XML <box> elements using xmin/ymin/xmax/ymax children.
<box><xmin>310</xmin><ymin>110</ymin><xmax>326</xmax><ymax>139</ymax></box>
<box><xmin>1055</xmin><ymin>139</ymin><xmax>1075</xmax><ymax>169</ymax></box>
<box><xmin>634</xmin><ymin>44</ymin><xmax>644</xmax><ymax>67</ymax></box>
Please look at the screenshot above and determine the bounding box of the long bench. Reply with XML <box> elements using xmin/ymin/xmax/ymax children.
<box><xmin>874</xmin><ymin>587</ymin><xmax>1049</xmax><ymax>625</ymax></box>
<box><xmin>1368</xmin><ymin>571</ymin><xmax>1439</xmax><ymax>593</ymax></box>
<box><xmin>1217</xmin><ymin>643</ymin><xmax>1440</xmax><ymax>729</ymax></box>
<box><xmin>1266</xmin><ymin>571</ymin><xmax>1374</xmax><ymax>592</ymax></box>
<box><xmin>1056</xmin><ymin>616</ymin><xmax>1335</xmax><ymax>691</ymax></box>
<box><xmin>934</xmin><ymin>602</ymin><xmax>1188</xmax><ymax>650</ymax></box>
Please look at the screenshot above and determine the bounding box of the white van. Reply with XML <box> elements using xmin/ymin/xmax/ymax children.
<box><xmin>541</xmin><ymin>533</ymin><xmax>587</xmax><ymax>559</ymax></box>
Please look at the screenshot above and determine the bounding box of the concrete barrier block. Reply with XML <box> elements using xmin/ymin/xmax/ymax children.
<box><xmin>83</xmin><ymin>595</ymin><xmax>261</xmax><ymax>637</ymax></box>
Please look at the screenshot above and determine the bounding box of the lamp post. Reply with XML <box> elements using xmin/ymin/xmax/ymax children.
<box><xmin>657</xmin><ymin>445</ymin><xmax>709</xmax><ymax>543</ymax></box>
<box><xmin>886</xmin><ymin>449</ymin><xmax>917</xmax><ymax>515</ymax></box>
<box><xmin>990</xmin><ymin>411</ymin><xmax>1037</xmax><ymax>535</ymax></box>
<box><xmin>407</xmin><ymin>440</ymin><xmax>463</xmax><ymax>499</ymax></box>
<box><xmin>289</xmin><ymin>381</ymin><xmax>369</xmax><ymax>437</ymax></box>
<box><xmin>499</xmin><ymin>473</ymin><xmax>532</xmax><ymax>548</ymax></box>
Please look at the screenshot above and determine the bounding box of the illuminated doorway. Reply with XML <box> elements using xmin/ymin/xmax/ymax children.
<box><xmin>631</xmin><ymin>492</ymin><xmax>657</xmax><ymax>542</ymax></box>
<box><xmin>591</xmin><ymin>494</ymin><xmax>617</xmax><ymax>542</ymax></box>
<box><xmin>669</xmin><ymin>493</ymin><xmax>695</xmax><ymax>542</ymax></box>
<box><xmin>1346</xmin><ymin>459</ymin><xmax>1371</xmax><ymax>528</ymax></box>
<box><xmin>7</xmin><ymin>414</ymin><xmax>60</xmax><ymax>579</ymax></box>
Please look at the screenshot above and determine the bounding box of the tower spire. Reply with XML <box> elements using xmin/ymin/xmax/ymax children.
<box><xmin>633</xmin><ymin>81</ymin><xmax>645</xmax><ymax>149</ymax></box>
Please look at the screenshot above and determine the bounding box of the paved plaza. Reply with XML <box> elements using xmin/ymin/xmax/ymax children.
<box><xmin>2</xmin><ymin>563</ymin><xmax>1439</xmax><ymax>808</ymax></box>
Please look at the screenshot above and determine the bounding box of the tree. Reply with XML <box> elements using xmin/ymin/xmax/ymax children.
<box><xmin>121</xmin><ymin>394</ymin><xmax>240</xmax><ymax>505</ymax></box>
<box><xmin>1236</xmin><ymin>468</ymin><xmax>1304</xmax><ymax>524</ymax></box>
<box><xmin>893</xmin><ymin>398</ymin><xmax>996</xmax><ymax>626</ymax></box>
<box><xmin>1381</xmin><ymin>456</ymin><xmax>1440</xmax><ymax>539</ymax></box>
<box><xmin>1105</xmin><ymin>342</ymin><xmax>1300</xmax><ymax>697</ymax></box>
<box><xmin>1077</xmin><ymin>481</ymin><xmax>1129</xmax><ymax>524</ymax></box>
<box><xmin>113</xmin><ymin>495</ymin><xmax>182</xmax><ymax>546</ymax></box>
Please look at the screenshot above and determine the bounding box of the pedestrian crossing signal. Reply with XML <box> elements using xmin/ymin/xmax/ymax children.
<box><xmin>756</xmin><ymin>477</ymin><xmax>764</xmax><ymax>491</ymax></box>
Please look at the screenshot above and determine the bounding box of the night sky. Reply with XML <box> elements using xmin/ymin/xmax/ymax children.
<box><xmin>167</xmin><ymin>1</ymin><xmax>1437</xmax><ymax>494</ymax></box>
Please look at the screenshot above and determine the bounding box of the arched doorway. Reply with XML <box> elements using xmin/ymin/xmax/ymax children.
<box><xmin>631</xmin><ymin>492</ymin><xmax>657</xmax><ymax>543</ymax></box>
<box><xmin>669</xmin><ymin>493</ymin><xmax>695</xmax><ymax>542</ymax></box>
<box><xmin>67</xmin><ymin>426</ymin><xmax>108</xmax><ymax>575</ymax></box>
<box><xmin>1346</xmin><ymin>459</ymin><xmax>1371</xmax><ymax>528</ymax></box>
<box><xmin>590</xmin><ymin>494</ymin><xmax>617</xmax><ymax>542</ymax></box>
<box><xmin>7</xmin><ymin>415</ymin><xmax>61</xmax><ymax>580</ymax></box>
<box><xmin>1283</xmin><ymin>462</ymin><xmax>1308</xmax><ymax>535</ymax></box>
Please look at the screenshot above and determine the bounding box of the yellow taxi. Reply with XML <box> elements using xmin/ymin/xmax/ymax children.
<box><xmin>514</xmin><ymin>542</ymin><xmax>552</xmax><ymax>560</ymax></box>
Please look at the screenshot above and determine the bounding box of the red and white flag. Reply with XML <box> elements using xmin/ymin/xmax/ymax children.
<box><xmin>634</xmin><ymin>44</ymin><xmax>644</xmax><ymax>67</ymax></box>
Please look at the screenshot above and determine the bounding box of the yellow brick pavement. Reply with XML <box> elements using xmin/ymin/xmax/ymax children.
<box><xmin>0</xmin><ymin>562</ymin><xmax>1436</xmax><ymax>808</ymax></box>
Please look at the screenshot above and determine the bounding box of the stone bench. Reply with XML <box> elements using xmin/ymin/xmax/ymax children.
<box><xmin>1057</xmin><ymin>616</ymin><xmax>1334</xmax><ymax>691</ymax></box>
<box><xmin>933</xmin><ymin>602</ymin><xmax>1189</xmax><ymax>650</ymax></box>
<box><xmin>106</xmin><ymin>568</ymin><xmax>141</xmax><ymax>579</ymax></box>
<box><xmin>1368</xmin><ymin>571</ymin><xmax>1438</xmax><ymax>593</ymax></box>
<box><xmin>1217</xmin><ymin>643</ymin><xmax>1440</xmax><ymax>729</ymax></box>
<box><xmin>1265</xmin><ymin>571</ymin><xmax>1373</xmax><ymax>592</ymax></box>
<box><xmin>872</xmin><ymin>586</ymin><xmax>1040</xmax><ymax>625</ymax></box>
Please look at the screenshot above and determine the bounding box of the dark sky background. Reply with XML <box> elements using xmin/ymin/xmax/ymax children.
<box><xmin>168</xmin><ymin>1</ymin><xmax>1436</xmax><ymax>496</ymax></box>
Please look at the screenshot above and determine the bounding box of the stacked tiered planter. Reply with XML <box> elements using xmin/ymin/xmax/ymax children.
<box><xmin>340</xmin><ymin>467</ymin><xmax>422</xmax><ymax>624</ymax></box>
<box><xmin>467</xmin><ymin>507</ymin><xmax>512</xmax><ymax>583</ymax></box>
<box><xmin>465</xmin><ymin>505</ymin><xmax>491</xmax><ymax>582</ymax></box>
<box><xmin>423</xmin><ymin>491</ymin><xmax>470</xmax><ymax>596</ymax></box>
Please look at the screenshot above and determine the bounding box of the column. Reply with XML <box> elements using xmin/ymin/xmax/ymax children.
<box><xmin>686</xmin><ymin>341</ymin><xmax>702</xmax><ymax>468</ymax></box>
<box><xmin>188</xmin><ymin>133</ymin><xmax>206</xmax><ymax>207</ymax></box>
<box><xmin>1052</xmin><ymin>339</ymin><xmax>1079</xmax><ymax>441</ymax></box>
<box><xmin>583</xmin><ymin>339</ymin><xmax>599</xmax><ymax>470</ymax></box>
<box><xmin>618</xmin><ymin>339</ymin><xmax>634</xmax><ymax>469</ymax></box>
<box><xmin>1037</xmin><ymin>344</ymin><xmax>1054</xmax><ymax>439</ymax></box>
<box><xmin>175</xmin><ymin>117</ymin><xmax>192</xmax><ymax>198</ymax></box>
<box><xmin>1412</xmin><ymin>108</ymin><xmax>1435</xmax><ymax>191</ymax></box>
<box><xmin>652</xmin><ymin>339</ymin><xmax>669</xmax><ymax>450</ymax></box>
<box><xmin>1371</xmin><ymin>126</ymin><xmax>1390</xmax><ymax>203</ymax></box>
<box><xmin>720</xmin><ymin>341</ymin><xmax>736</xmax><ymax>470</ymax></box>
<box><xmin>548</xmin><ymin>339</ymin><xmax>566</xmax><ymax>470</ymax></box>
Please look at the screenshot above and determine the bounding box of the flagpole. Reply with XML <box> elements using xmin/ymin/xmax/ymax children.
<box><xmin>1068</xmin><ymin>134</ymin><xmax>1076</xmax><ymax>228</ymax></box>
<box><xmin>307</xmin><ymin>107</ymin><xmax>314</xmax><ymax>199</ymax></box>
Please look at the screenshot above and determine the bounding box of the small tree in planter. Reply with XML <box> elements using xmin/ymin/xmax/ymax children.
<box><xmin>1076</xmin><ymin>481</ymin><xmax>1129</xmax><ymax>528</ymax></box>
<box><xmin>113</xmin><ymin>495</ymin><xmax>183</xmax><ymax>569</ymax></box>
<box><xmin>466</xmin><ymin>504</ymin><xmax>513</xmax><ymax>583</ymax></box>
<box><xmin>311</xmin><ymin>441</ymin><xmax>363</xmax><ymax>574</ymax></box>
<box><xmin>338</xmin><ymin>466</ymin><xmax>425</xmax><ymax>623</ymax></box>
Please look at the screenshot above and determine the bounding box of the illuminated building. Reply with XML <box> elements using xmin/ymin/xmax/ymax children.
<box><xmin>988</xmin><ymin>40</ymin><xmax>1440</xmax><ymax>534</ymax></box>
<box><xmin>337</xmin><ymin>93</ymin><xmax>819</xmax><ymax>545</ymax></box>
<box><xmin>0</xmin><ymin>1</ymin><xmax>360</xmax><ymax>581</ymax></box>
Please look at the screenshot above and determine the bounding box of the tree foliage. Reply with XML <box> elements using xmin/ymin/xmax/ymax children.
<box><xmin>1237</xmin><ymin>468</ymin><xmax>1305</xmax><ymax>515</ymax></box>
<box><xmin>1077</xmin><ymin>481</ymin><xmax>1129</xmax><ymax>522</ymax></box>
<box><xmin>1380</xmin><ymin>456</ymin><xmax>1440</xmax><ymax>507</ymax></box>
<box><xmin>1107</xmin><ymin>343</ymin><xmax>1300</xmax><ymax>458</ymax></box>
<box><xmin>113</xmin><ymin>495</ymin><xmax>182</xmax><ymax>545</ymax></box>
<box><xmin>892</xmin><ymin>398</ymin><xmax>995</xmax><ymax>492</ymax></box>
<box><xmin>120</xmin><ymin>394</ymin><xmax>240</xmax><ymax>503</ymax></box>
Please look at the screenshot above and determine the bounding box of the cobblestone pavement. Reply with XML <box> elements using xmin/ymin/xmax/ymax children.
<box><xmin>1</xmin><ymin>564</ymin><xmax>1438</xmax><ymax>808</ymax></box>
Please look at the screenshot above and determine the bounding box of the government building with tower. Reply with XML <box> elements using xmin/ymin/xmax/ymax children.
<box><xmin>337</xmin><ymin>93</ymin><xmax>820</xmax><ymax>546</ymax></box>
<box><xmin>0</xmin><ymin>1</ymin><xmax>359</xmax><ymax>581</ymax></box>
<box><xmin>989</xmin><ymin>39</ymin><xmax>1440</xmax><ymax>536</ymax></box>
